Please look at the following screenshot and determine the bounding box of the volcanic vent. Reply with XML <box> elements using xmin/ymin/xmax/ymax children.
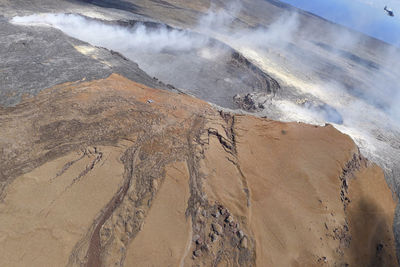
<box><xmin>12</xmin><ymin>13</ymin><xmax>280</xmax><ymax>108</ymax></box>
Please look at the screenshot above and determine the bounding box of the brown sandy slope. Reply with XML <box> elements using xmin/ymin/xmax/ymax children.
<box><xmin>0</xmin><ymin>74</ymin><xmax>397</xmax><ymax>266</ymax></box>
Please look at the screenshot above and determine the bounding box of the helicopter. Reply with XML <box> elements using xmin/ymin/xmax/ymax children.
<box><xmin>384</xmin><ymin>6</ymin><xmax>394</xmax><ymax>16</ymax></box>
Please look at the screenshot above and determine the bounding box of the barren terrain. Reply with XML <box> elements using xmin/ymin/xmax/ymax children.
<box><xmin>0</xmin><ymin>74</ymin><xmax>397</xmax><ymax>266</ymax></box>
<box><xmin>0</xmin><ymin>0</ymin><xmax>399</xmax><ymax>266</ymax></box>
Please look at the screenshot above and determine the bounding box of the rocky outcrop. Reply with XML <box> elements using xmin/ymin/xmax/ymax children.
<box><xmin>0</xmin><ymin>74</ymin><xmax>397</xmax><ymax>266</ymax></box>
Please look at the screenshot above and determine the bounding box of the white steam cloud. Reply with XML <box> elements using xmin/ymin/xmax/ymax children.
<box><xmin>11</xmin><ymin>13</ymin><xmax>209</xmax><ymax>53</ymax></box>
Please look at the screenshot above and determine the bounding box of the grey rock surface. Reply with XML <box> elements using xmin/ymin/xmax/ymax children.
<box><xmin>0</xmin><ymin>20</ymin><xmax>168</xmax><ymax>106</ymax></box>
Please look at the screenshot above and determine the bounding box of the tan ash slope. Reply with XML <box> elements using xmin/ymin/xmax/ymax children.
<box><xmin>0</xmin><ymin>74</ymin><xmax>397</xmax><ymax>266</ymax></box>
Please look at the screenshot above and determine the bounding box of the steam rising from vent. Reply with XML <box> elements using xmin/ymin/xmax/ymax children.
<box><xmin>10</xmin><ymin>10</ymin><xmax>400</xmax><ymax>126</ymax></box>
<box><xmin>11</xmin><ymin>14</ymin><xmax>209</xmax><ymax>52</ymax></box>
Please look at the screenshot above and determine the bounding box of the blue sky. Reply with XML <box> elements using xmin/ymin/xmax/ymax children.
<box><xmin>280</xmin><ymin>0</ymin><xmax>400</xmax><ymax>46</ymax></box>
